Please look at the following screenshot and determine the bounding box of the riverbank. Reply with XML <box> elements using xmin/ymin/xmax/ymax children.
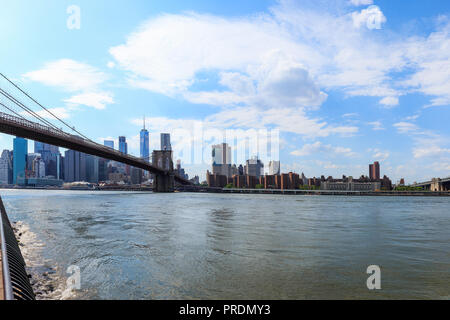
<box><xmin>1</xmin><ymin>185</ymin><xmax>449</xmax><ymax>196</ymax></box>
<box><xmin>218</xmin><ymin>188</ymin><xmax>450</xmax><ymax>196</ymax></box>
<box><xmin>178</xmin><ymin>186</ymin><xmax>450</xmax><ymax>196</ymax></box>
<box><xmin>11</xmin><ymin>221</ymin><xmax>69</xmax><ymax>300</ymax></box>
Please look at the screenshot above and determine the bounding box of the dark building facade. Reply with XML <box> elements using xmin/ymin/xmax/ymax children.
<box><xmin>206</xmin><ymin>170</ymin><xmax>227</xmax><ymax>188</ymax></box>
<box><xmin>369</xmin><ymin>161</ymin><xmax>380</xmax><ymax>180</ymax></box>
<box><xmin>64</xmin><ymin>150</ymin><xmax>87</xmax><ymax>182</ymax></box>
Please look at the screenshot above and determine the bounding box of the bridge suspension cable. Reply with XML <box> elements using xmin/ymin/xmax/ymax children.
<box><xmin>0</xmin><ymin>72</ymin><xmax>94</xmax><ymax>143</ymax></box>
<box><xmin>0</xmin><ymin>87</ymin><xmax>63</xmax><ymax>132</ymax></box>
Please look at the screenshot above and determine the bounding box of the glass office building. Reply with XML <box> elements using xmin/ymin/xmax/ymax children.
<box><xmin>13</xmin><ymin>137</ymin><xmax>28</xmax><ymax>185</ymax></box>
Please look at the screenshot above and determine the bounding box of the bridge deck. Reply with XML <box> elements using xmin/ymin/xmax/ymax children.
<box><xmin>0</xmin><ymin>111</ymin><xmax>191</xmax><ymax>185</ymax></box>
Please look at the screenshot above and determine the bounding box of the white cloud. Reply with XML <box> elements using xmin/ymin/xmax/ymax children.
<box><xmin>393</xmin><ymin>122</ymin><xmax>418</xmax><ymax>134</ymax></box>
<box><xmin>23</xmin><ymin>59</ymin><xmax>107</xmax><ymax>92</ymax></box>
<box><xmin>342</xmin><ymin>113</ymin><xmax>359</xmax><ymax>118</ymax></box>
<box><xmin>399</xmin><ymin>21</ymin><xmax>450</xmax><ymax>107</ymax></box>
<box><xmin>64</xmin><ymin>92</ymin><xmax>114</xmax><ymax>110</ymax></box>
<box><xmin>413</xmin><ymin>146</ymin><xmax>450</xmax><ymax>159</ymax></box>
<box><xmin>110</xmin><ymin>14</ymin><xmax>327</xmax><ymax>109</ymax></box>
<box><xmin>131</xmin><ymin>107</ymin><xmax>358</xmax><ymax>139</ymax></box>
<box><xmin>368</xmin><ymin>121</ymin><xmax>384</xmax><ymax>131</ymax></box>
<box><xmin>379</xmin><ymin>96</ymin><xmax>399</xmax><ymax>107</ymax></box>
<box><xmin>369</xmin><ymin>148</ymin><xmax>390</xmax><ymax>161</ymax></box>
<box><xmin>405</xmin><ymin>114</ymin><xmax>420</xmax><ymax>121</ymax></box>
<box><xmin>352</xmin><ymin>5</ymin><xmax>386</xmax><ymax>30</ymax></box>
<box><xmin>23</xmin><ymin>59</ymin><xmax>114</xmax><ymax>112</ymax></box>
<box><xmin>204</xmin><ymin>107</ymin><xmax>358</xmax><ymax>137</ymax></box>
<box><xmin>108</xmin><ymin>2</ymin><xmax>450</xmax><ymax>118</ymax></box>
<box><xmin>349</xmin><ymin>0</ymin><xmax>373</xmax><ymax>6</ymax></box>
<box><xmin>291</xmin><ymin>141</ymin><xmax>357</xmax><ymax>157</ymax></box>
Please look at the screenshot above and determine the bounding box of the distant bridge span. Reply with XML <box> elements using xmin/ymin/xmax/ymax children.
<box><xmin>0</xmin><ymin>111</ymin><xmax>192</xmax><ymax>187</ymax></box>
<box><xmin>411</xmin><ymin>177</ymin><xmax>450</xmax><ymax>191</ymax></box>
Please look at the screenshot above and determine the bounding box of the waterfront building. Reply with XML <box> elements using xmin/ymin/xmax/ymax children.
<box><xmin>262</xmin><ymin>175</ymin><xmax>276</xmax><ymax>189</ymax></box>
<box><xmin>274</xmin><ymin>175</ymin><xmax>282</xmax><ymax>189</ymax></box>
<box><xmin>246</xmin><ymin>175</ymin><xmax>258</xmax><ymax>189</ymax></box>
<box><xmin>33</xmin><ymin>156</ymin><xmax>46</xmax><ymax>178</ymax></box>
<box><xmin>119</xmin><ymin>136</ymin><xmax>128</xmax><ymax>154</ymax></box>
<box><xmin>308</xmin><ymin>177</ymin><xmax>321</xmax><ymax>188</ymax></box>
<box><xmin>244</xmin><ymin>157</ymin><xmax>264</xmax><ymax>178</ymax></box>
<box><xmin>380</xmin><ymin>175</ymin><xmax>393</xmax><ymax>190</ymax></box>
<box><xmin>301</xmin><ymin>172</ymin><xmax>308</xmax><ymax>186</ymax></box>
<box><xmin>189</xmin><ymin>175</ymin><xmax>200</xmax><ymax>185</ymax></box>
<box><xmin>211</xmin><ymin>143</ymin><xmax>233</xmax><ymax>178</ymax></box>
<box><xmin>160</xmin><ymin>133</ymin><xmax>171</xmax><ymax>151</ymax></box>
<box><xmin>98</xmin><ymin>158</ymin><xmax>108</xmax><ymax>182</ymax></box>
<box><xmin>26</xmin><ymin>177</ymin><xmax>63</xmax><ymax>187</ymax></box>
<box><xmin>0</xmin><ymin>150</ymin><xmax>13</xmax><ymax>185</ymax></box>
<box><xmin>318</xmin><ymin>175</ymin><xmax>389</xmax><ymax>191</ymax></box>
<box><xmin>64</xmin><ymin>150</ymin><xmax>87</xmax><ymax>182</ymax></box>
<box><xmin>232</xmin><ymin>175</ymin><xmax>246</xmax><ymax>188</ymax></box>
<box><xmin>108</xmin><ymin>172</ymin><xmax>127</xmax><ymax>184</ymax></box>
<box><xmin>13</xmin><ymin>137</ymin><xmax>28</xmax><ymax>185</ymax></box>
<box><xmin>34</xmin><ymin>142</ymin><xmax>59</xmax><ymax>155</ymax></box>
<box><xmin>288</xmin><ymin>172</ymin><xmax>301</xmax><ymax>189</ymax></box>
<box><xmin>281</xmin><ymin>173</ymin><xmax>290</xmax><ymax>190</ymax></box>
<box><xmin>206</xmin><ymin>170</ymin><xmax>227</xmax><ymax>188</ymax></box>
<box><xmin>130</xmin><ymin>167</ymin><xmax>143</xmax><ymax>185</ymax></box>
<box><xmin>104</xmin><ymin>140</ymin><xmax>114</xmax><ymax>149</ymax></box>
<box><xmin>34</xmin><ymin>142</ymin><xmax>60</xmax><ymax>179</ymax></box>
<box><xmin>321</xmin><ymin>179</ymin><xmax>381</xmax><ymax>191</ymax></box>
<box><xmin>176</xmin><ymin>160</ymin><xmax>189</xmax><ymax>180</ymax></box>
<box><xmin>268</xmin><ymin>161</ymin><xmax>280</xmax><ymax>175</ymax></box>
<box><xmin>140</xmin><ymin>117</ymin><xmax>150</xmax><ymax>162</ymax></box>
<box><xmin>369</xmin><ymin>161</ymin><xmax>380</xmax><ymax>180</ymax></box>
<box><xmin>26</xmin><ymin>153</ymin><xmax>40</xmax><ymax>176</ymax></box>
<box><xmin>86</xmin><ymin>154</ymin><xmax>99</xmax><ymax>183</ymax></box>
<box><xmin>212</xmin><ymin>143</ymin><xmax>231</xmax><ymax>165</ymax></box>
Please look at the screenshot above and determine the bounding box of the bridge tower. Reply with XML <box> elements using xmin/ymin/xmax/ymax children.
<box><xmin>430</xmin><ymin>178</ymin><xmax>443</xmax><ymax>192</ymax></box>
<box><xmin>152</xmin><ymin>150</ymin><xmax>174</xmax><ymax>192</ymax></box>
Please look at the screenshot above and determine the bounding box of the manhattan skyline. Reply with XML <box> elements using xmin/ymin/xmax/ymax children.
<box><xmin>1</xmin><ymin>0</ymin><xmax>449</xmax><ymax>183</ymax></box>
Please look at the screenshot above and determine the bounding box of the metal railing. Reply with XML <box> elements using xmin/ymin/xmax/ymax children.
<box><xmin>0</xmin><ymin>111</ymin><xmax>191</xmax><ymax>184</ymax></box>
<box><xmin>0</xmin><ymin>196</ymin><xmax>35</xmax><ymax>300</ymax></box>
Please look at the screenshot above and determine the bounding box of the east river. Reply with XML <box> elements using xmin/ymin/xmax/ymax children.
<box><xmin>1</xmin><ymin>189</ymin><xmax>449</xmax><ymax>299</ymax></box>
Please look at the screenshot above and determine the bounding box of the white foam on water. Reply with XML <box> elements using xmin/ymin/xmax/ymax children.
<box><xmin>12</xmin><ymin>221</ymin><xmax>77</xmax><ymax>300</ymax></box>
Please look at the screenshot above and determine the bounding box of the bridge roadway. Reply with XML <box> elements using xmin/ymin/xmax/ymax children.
<box><xmin>411</xmin><ymin>177</ymin><xmax>450</xmax><ymax>191</ymax></box>
<box><xmin>0</xmin><ymin>111</ymin><xmax>192</xmax><ymax>187</ymax></box>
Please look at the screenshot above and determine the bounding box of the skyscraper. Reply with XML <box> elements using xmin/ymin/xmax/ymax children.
<box><xmin>140</xmin><ymin>117</ymin><xmax>150</xmax><ymax>161</ymax></box>
<box><xmin>268</xmin><ymin>160</ymin><xmax>280</xmax><ymax>175</ymax></box>
<box><xmin>0</xmin><ymin>150</ymin><xmax>13</xmax><ymax>185</ymax></box>
<box><xmin>119</xmin><ymin>136</ymin><xmax>128</xmax><ymax>154</ymax></box>
<box><xmin>369</xmin><ymin>161</ymin><xmax>380</xmax><ymax>180</ymax></box>
<box><xmin>34</xmin><ymin>142</ymin><xmax>60</xmax><ymax>178</ymax></box>
<box><xmin>211</xmin><ymin>143</ymin><xmax>232</xmax><ymax>177</ymax></box>
<box><xmin>244</xmin><ymin>157</ymin><xmax>264</xmax><ymax>178</ymax></box>
<box><xmin>64</xmin><ymin>150</ymin><xmax>87</xmax><ymax>182</ymax></box>
<box><xmin>13</xmin><ymin>137</ymin><xmax>28</xmax><ymax>185</ymax></box>
<box><xmin>35</xmin><ymin>141</ymin><xmax>59</xmax><ymax>154</ymax></box>
<box><xmin>212</xmin><ymin>143</ymin><xmax>231</xmax><ymax>165</ymax></box>
<box><xmin>160</xmin><ymin>133</ymin><xmax>171</xmax><ymax>151</ymax></box>
<box><xmin>104</xmin><ymin>140</ymin><xmax>114</xmax><ymax>149</ymax></box>
<box><xmin>86</xmin><ymin>155</ymin><xmax>99</xmax><ymax>183</ymax></box>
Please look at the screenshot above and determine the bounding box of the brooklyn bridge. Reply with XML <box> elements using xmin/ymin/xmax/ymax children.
<box><xmin>0</xmin><ymin>73</ymin><xmax>192</xmax><ymax>192</ymax></box>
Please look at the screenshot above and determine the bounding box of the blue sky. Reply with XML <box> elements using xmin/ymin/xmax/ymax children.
<box><xmin>1</xmin><ymin>0</ymin><xmax>449</xmax><ymax>182</ymax></box>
